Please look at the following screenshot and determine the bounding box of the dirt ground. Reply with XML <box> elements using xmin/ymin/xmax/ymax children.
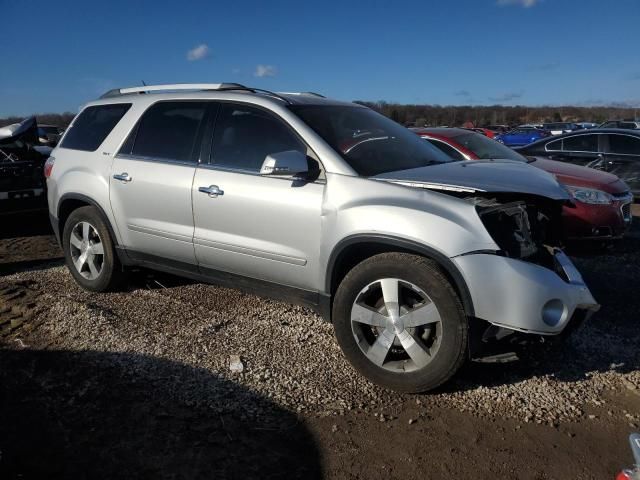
<box><xmin>0</xmin><ymin>209</ymin><xmax>639</xmax><ymax>479</ymax></box>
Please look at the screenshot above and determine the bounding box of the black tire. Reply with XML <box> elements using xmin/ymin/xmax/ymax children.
<box><xmin>62</xmin><ymin>206</ymin><xmax>124</xmax><ymax>292</ymax></box>
<box><xmin>332</xmin><ymin>252</ymin><xmax>468</xmax><ymax>393</ymax></box>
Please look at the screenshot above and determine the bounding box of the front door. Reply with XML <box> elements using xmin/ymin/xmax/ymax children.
<box><xmin>109</xmin><ymin>101</ymin><xmax>208</xmax><ymax>264</ymax></box>
<box><xmin>192</xmin><ymin>102</ymin><xmax>324</xmax><ymax>291</ymax></box>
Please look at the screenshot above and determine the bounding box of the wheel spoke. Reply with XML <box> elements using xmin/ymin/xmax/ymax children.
<box><xmin>402</xmin><ymin>301</ymin><xmax>441</xmax><ymax>328</ymax></box>
<box><xmin>82</xmin><ymin>222</ymin><xmax>90</xmax><ymax>241</ymax></box>
<box><xmin>74</xmin><ymin>256</ymin><xmax>86</xmax><ymax>273</ymax></box>
<box><xmin>87</xmin><ymin>255</ymin><xmax>100</xmax><ymax>278</ymax></box>
<box><xmin>351</xmin><ymin>303</ymin><xmax>388</xmax><ymax>327</ymax></box>
<box><xmin>380</xmin><ymin>278</ymin><xmax>400</xmax><ymax>318</ymax></box>
<box><xmin>366</xmin><ymin>328</ymin><xmax>395</xmax><ymax>366</ymax></box>
<box><xmin>90</xmin><ymin>241</ymin><xmax>104</xmax><ymax>255</ymax></box>
<box><xmin>396</xmin><ymin>330</ymin><xmax>431</xmax><ymax>368</ymax></box>
<box><xmin>70</xmin><ymin>231</ymin><xmax>83</xmax><ymax>249</ymax></box>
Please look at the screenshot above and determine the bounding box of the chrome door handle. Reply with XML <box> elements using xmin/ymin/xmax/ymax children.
<box><xmin>113</xmin><ymin>172</ymin><xmax>132</xmax><ymax>182</ymax></box>
<box><xmin>198</xmin><ymin>185</ymin><xmax>224</xmax><ymax>198</ymax></box>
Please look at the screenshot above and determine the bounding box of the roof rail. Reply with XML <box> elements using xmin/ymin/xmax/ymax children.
<box><xmin>100</xmin><ymin>83</ymin><xmax>247</xmax><ymax>99</ymax></box>
<box><xmin>98</xmin><ymin>83</ymin><xmax>294</xmax><ymax>104</ymax></box>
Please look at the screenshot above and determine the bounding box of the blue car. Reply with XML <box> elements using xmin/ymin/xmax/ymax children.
<box><xmin>495</xmin><ymin>128</ymin><xmax>550</xmax><ymax>147</ymax></box>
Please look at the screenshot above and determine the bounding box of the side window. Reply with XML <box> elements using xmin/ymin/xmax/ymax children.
<box><xmin>61</xmin><ymin>103</ymin><xmax>131</xmax><ymax>152</ymax></box>
<box><xmin>562</xmin><ymin>134</ymin><xmax>598</xmax><ymax>152</ymax></box>
<box><xmin>123</xmin><ymin>101</ymin><xmax>207</xmax><ymax>163</ymax></box>
<box><xmin>608</xmin><ymin>135</ymin><xmax>640</xmax><ymax>155</ymax></box>
<box><xmin>427</xmin><ymin>139</ymin><xmax>466</xmax><ymax>161</ymax></box>
<box><xmin>211</xmin><ymin>103</ymin><xmax>305</xmax><ymax>172</ymax></box>
<box><xmin>546</xmin><ymin>139</ymin><xmax>562</xmax><ymax>151</ymax></box>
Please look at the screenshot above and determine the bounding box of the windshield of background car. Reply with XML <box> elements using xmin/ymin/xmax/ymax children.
<box><xmin>452</xmin><ymin>132</ymin><xmax>528</xmax><ymax>162</ymax></box>
<box><xmin>289</xmin><ymin>105</ymin><xmax>453</xmax><ymax>176</ymax></box>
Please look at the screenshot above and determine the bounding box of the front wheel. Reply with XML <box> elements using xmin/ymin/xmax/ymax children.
<box><xmin>332</xmin><ymin>253</ymin><xmax>468</xmax><ymax>393</ymax></box>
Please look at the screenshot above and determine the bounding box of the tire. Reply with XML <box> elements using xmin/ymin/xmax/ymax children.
<box><xmin>62</xmin><ymin>206</ymin><xmax>124</xmax><ymax>292</ymax></box>
<box><xmin>332</xmin><ymin>252</ymin><xmax>468</xmax><ymax>393</ymax></box>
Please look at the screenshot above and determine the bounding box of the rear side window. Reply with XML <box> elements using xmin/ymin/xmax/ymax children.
<box><xmin>608</xmin><ymin>134</ymin><xmax>640</xmax><ymax>155</ymax></box>
<box><xmin>122</xmin><ymin>101</ymin><xmax>207</xmax><ymax>163</ymax></box>
<box><xmin>61</xmin><ymin>104</ymin><xmax>131</xmax><ymax>151</ymax></box>
<box><xmin>562</xmin><ymin>134</ymin><xmax>598</xmax><ymax>152</ymax></box>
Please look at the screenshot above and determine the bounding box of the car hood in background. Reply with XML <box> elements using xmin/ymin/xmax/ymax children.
<box><xmin>373</xmin><ymin>159</ymin><xmax>570</xmax><ymax>200</ymax></box>
<box><xmin>530</xmin><ymin>157</ymin><xmax>629</xmax><ymax>194</ymax></box>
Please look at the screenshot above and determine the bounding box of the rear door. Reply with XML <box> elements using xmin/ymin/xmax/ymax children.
<box><xmin>603</xmin><ymin>133</ymin><xmax>640</xmax><ymax>194</ymax></box>
<box><xmin>192</xmin><ymin>102</ymin><xmax>324</xmax><ymax>291</ymax></box>
<box><xmin>109</xmin><ymin>101</ymin><xmax>209</xmax><ymax>265</ymax></box>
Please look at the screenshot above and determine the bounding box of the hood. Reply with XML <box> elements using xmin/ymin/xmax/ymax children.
<box><xmin>529</xmin><ymin>157</ymin><xmax>629</xmax><ymax>194</ymax></box>
<box><xmin>373</xmin><ymin>159</ymin><xmax>570</xmax><ymax>200</ymax></box>
<box><xmin>0</xmin><ymin>117</ymin><xmax>38</xmax><ymax>145</ymax></box>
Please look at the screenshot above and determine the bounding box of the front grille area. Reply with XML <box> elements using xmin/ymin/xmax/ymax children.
<box><xmin>622</xmin><ymin>202</ymin><xmax>632</xmax><ymax>223</ymax></box>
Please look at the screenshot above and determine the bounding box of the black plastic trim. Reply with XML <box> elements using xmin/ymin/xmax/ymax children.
<box><xmin>326</xmin><ymin>234</ymin><xmax>475</xmax><ymax>317</ymax></box>
<box><xmin>124</xmin><ymin>249</ymin><xmax>329</xmax><ymax>320</ymax></box>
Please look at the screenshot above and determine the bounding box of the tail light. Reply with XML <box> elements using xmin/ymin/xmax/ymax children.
<box><xmin>616</xmin><ymin>471</ymin><xmax>631</xmax><ymax>480</ymax></box>
<box><xmin>44</xmin><ymin>156</ymin><xmax>55</xmax><ymax>178</ymax></box>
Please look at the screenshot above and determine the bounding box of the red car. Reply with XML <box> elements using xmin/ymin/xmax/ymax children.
<box><xmin>412</xmin><ymin>128</ymin><xmax>633</xmax><ymax>241</ymax></box>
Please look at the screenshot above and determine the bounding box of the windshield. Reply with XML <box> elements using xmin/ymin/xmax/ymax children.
<box><xmin>451</xmin><ymin>132</ymin><xmax>528</xmax><ymax>162</ymax></box>
<box><xmin>289</xmin><ymin>105</ymin><xmax>452</xmax><ymax>176</ymax></box>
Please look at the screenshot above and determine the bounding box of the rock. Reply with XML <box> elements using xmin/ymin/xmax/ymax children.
<box><xmin>588</xmin><ymin>414</ymin><xmax>596</xmax><ymax>420</ymax></box>
<box><xmin>331</xmin><ymin>424</ymin><xmax>338</xmax><ymax>433</ymax></box>
<box><xmin>408</xmin><ymin>418</ymin><xmax>416</xmax><ymax>425</ymax></box>
<box><xmin>229</xmin><ymin>355</ymin><xmax>244</xmax><ymax>373</ymax></box>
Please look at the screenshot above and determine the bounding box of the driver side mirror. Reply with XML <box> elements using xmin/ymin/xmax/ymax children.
<box><xmin>259</xmin><ymin>150</ymin><xmax>308</xmax><ymax>177</ymax></box>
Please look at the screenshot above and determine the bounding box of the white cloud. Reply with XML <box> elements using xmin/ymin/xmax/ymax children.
<box><xmin>254</xmin><ymin>64</ymin><xmax>277</xmax><ymax>78</ymax></box>
<box><xmin>497</xmin><ymin>0</ymin><xmax>539</xmax><ymax>7</ymax></box>
<box><xmin>186</xmin><ymin>44</ymin><xmax>210</xmax><ymax>61</ymax></box>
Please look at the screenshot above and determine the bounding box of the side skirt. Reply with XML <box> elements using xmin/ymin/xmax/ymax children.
<box><xmin>118</xmin><ymin>248</ymin><xmax>332</xmax><ymax>321</ymax></box>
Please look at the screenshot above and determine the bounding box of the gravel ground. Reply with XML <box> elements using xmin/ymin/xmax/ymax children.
<box><xmin>0</xmin><ymin>210</ymin><xmax>639</xmax><ymax>479</ymax></box>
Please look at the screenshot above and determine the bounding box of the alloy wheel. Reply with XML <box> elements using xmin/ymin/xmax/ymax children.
<box><xmin>69</xmin><ymin>221</ymin><xmax>104</xmax><ymax>280</ymax></box>
<box><xmin>350</xmin><ymin>278</ymin><xmax>443</xmax><ymax>373</ymax></box>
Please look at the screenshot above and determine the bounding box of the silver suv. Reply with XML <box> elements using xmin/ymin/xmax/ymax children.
<box><xmin>46</xmin><ymin>83</ymin><xmax>598</xmax><ymax>393</ymax></box>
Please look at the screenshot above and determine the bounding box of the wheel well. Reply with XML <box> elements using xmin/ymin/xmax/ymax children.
<box><xmin>57</xmin><ymin>198</ymin><xmax>91</xmax><ymax>239</ymax></box>
<box><xmin>328</xmin><ymin>240</ymin><xmax>474</xmax><ymax>317</ymax></box>
<box><xmin>57</xmin><ymin>196</ymin><xmax>119</xmax><ymax>247</ymax></box>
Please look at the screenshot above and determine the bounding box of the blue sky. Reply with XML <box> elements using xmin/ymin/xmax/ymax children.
<box><xmin>1</xmin><ymin>0</ymin><xmax>639</xmax><ymax>116</ymax></box>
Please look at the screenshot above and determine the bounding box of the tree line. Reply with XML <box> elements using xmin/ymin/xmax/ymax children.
<box><xmin>354</xmin><ymin>101</ymin><xmax>639</xmax><ymax>127</ymax></box>
<box><xmin>1</xmin><ymin>103</ymin><xmax>638</xmax><ymax>130</ymax></box>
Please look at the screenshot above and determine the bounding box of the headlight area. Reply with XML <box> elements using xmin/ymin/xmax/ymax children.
<box><xmin>566</xmin><ymin>185</ymin><xmax>613</xmax><ymax>205</ymax></box>
<box><xmin>465</xmin><ymin>193</ymin><xmax>565</xmax><ymax>270</ymax></box>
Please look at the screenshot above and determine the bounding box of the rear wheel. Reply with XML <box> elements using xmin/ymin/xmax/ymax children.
<box><xmin>332</xmin><ymin>252</ymin><xmax>468</xmax><ymax>393</ymax></box>
<box><xmin>62</xmin><ymin>206</ymin><xmax>123</xmax><ymax>292</ymax></box>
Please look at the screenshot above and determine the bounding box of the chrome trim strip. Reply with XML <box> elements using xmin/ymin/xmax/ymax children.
<box><xmin>379</xmin><ymin>179</ymin><xmax>483</xmax><ymax>193</ymax></box>
<box><xmin>127</xmin><ymin>224</ymin><xmax>193</xmax><ymax>243</ymax></box>
<box><xmin>116</xmin><ymin>153</ymin><xmax>196</xmax><ymax>167</ymax></box>
<box><xmin>194</xmin><ymin>237</ymin><xmax>307</xmax><ymax>266</ymax></box>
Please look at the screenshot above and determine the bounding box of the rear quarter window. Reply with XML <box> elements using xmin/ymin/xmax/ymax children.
<box><xmin>60</xmin><ymin>103</ymin><xmax>131</xmax><ymax>152</ymax></box>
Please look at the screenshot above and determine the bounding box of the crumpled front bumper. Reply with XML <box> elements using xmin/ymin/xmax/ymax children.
<box><xmin>453</xmin><ymin>249</ymin><xmax>599</xmax><ymax>335</ymax></box>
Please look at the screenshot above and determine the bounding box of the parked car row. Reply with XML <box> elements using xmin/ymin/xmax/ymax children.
<box><xmin>411</xmin><ymin>127</ymin><xmax>634</xmax><ymax>241</ymax></box>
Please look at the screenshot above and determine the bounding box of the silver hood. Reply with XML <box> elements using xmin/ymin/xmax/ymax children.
<box><xmin>373</xmin><ymin>159</ymin><xmax>570</xmax><ymax>200</ymax></box>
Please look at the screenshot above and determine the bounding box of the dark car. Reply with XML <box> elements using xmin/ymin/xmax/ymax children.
<box><xmin>599</xmin><ymin>120</ymin><xmax>640</xmax><ymax>130</ymax></box>
<box><xmin>516</xmin><ymin>128</ymin><xmax>640</xmax><ymax>197</ymax></box>
<box><xmin>495</xmin><ymin>127</ymin><xmax>551</xmax><ymax>147</ymax></box>
<box><xmin>413</xmin><ymin>128</ymin><xmax>634</xmax><ymax>241</ymax></box>
<box><xmin>0</xmin><ymin>117</ymin><xmax>49</xmax><ymax>214</ymax></box>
